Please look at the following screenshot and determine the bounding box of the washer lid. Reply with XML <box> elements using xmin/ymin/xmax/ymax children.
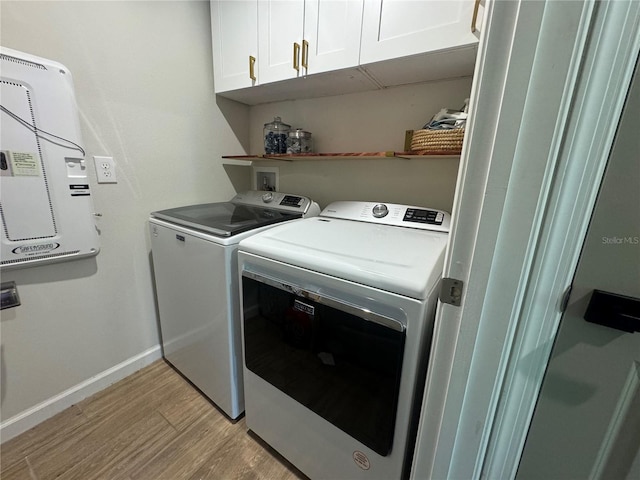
<box><xmin>151</xmin><ymin>202</ymin><xmax>301</xmax><ymax>237</ymax></box>
<box><xmin>239</xmin><ymin>216</ymin><xmax>449</xmax><ymax>300</ymax></box>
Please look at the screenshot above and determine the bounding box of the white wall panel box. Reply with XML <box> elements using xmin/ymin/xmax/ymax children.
<box><xmin>0</xmin><ymin>47</ymin><xmax>100</xmax><ymax>270</ymax></box>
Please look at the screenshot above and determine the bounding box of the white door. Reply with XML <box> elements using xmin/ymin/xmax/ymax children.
<box><xmin>210</xmin><ymin>0</ymin><xmax>258</xmax><ymax>92</ymax></box>
<box><xmin>409</xmin><ymin>1</ymin><xmax>640</xmax><ymax>479</ymax></box>
<box><xmin>257</xmin><ymin>0</ymin><xmax>305</xmax><ymax>84</ymax></box>
<box><xmin>359</xmin><ymin>0</ymin><xmax>478</xmax><ymax>65</ymax></box>
<box><xmin>302</xmin><ymin>0</ymin><xmax>362</xmax><ymax>75</ymax></box>
<box><xmin>516</xmin><ymin>56</ymin><xmax>640</xmax><ymax>480</ymax></box>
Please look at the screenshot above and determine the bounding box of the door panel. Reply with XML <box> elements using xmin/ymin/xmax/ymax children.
<box><xmin>360</xmin><ymin>0</ymin><xmax>477</xmax><ymax>65</ymax></box>
<box><xmin>303</xmin><ymin>0</ymin><xmax>362</xmax><ymax>74</ymax></box>
<box><xmin>258</xmin><ymin>0</ymin><xmax>304</xmax><ymax>83</ymax></box>
<box><xmin>211</xmin><ymin>0</ymin><xmax>258</xmax><ymax>92</ymax></box>
<box><xmin>517</xmin><ymin>56</ymin><xmax>640</xmax><ymax>479</ymax></box>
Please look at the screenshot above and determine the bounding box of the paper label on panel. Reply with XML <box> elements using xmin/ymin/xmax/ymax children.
<box><xmin>9</xmin><ymin>151</ymin><xmax>41</xmax><ymax>176</ymax></box>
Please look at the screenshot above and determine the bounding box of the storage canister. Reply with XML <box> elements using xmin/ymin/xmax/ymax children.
<box><xmin>264</xmin><ymin>116</ymin><xmax>290</xmax><ymax>154</ymax></box>
<box><xmin>286</xmin><ymin>128</ymin><xmax>313</xmax><ymax>154</ymax></box>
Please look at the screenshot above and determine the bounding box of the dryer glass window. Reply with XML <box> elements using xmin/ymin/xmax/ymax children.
<box><xmin>242</xmin><ymin>275</ymin><xmax>406</xmax><ymax>456</ymax></box>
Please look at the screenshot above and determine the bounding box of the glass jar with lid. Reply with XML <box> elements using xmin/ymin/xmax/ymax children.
<box><xmin>263</xmin><ymin>116</ymin><xmax>291</xmax><ymax>154</ymax></box>
<box><xmin>286</xmin><ymin>128</ymin><xmax>313</xmax><ymax>154</ymax></box>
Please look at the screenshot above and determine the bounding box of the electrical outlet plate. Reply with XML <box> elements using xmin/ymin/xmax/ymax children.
<box><xmin>93</xmin><ymin>155</ymin><xmax>117</xmax><ymax>184</ymax></box>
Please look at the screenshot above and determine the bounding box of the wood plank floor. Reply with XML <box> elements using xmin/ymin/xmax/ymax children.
<box><xmin>0</xmin><ymin>360</ymin><xmax>306</xmax><ymax>480</ymax></box>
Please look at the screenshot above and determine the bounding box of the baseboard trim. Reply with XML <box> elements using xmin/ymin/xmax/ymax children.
<box><xmin>0</xmin><ymin>345</ymin><xmax>162</xmax><ymax>443</ymax></box>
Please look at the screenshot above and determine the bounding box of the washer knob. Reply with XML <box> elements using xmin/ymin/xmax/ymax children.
<box><xmin>262</xmin><ymin>192</ymin><xmax>274</xmax><ymax>203</ymax></box>
<box><xmin>372</xmin><ymin>203</ymin><xmax>389</xmax><ymax>218</ymax></box>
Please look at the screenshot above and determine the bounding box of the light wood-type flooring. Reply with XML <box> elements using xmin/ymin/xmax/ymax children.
<box><xmin>0</xmin><ymin>360</ymin><xmax>306</xmax><ymax>480</ymax></box>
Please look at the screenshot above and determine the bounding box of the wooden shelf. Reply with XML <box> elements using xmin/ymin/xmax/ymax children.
<box><xmin>222</xmin><ymin>150</ymin><xmax>461</xmax><ymax>165</ymax></box>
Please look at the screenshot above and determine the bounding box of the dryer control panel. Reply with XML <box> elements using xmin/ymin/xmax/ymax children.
<box><xmin>403</xmin><ymin>208</ymin><xmax>445</xmax><ymax>225</ymax></box>
<box><xmin>320</xmin><ymin>201</ymin><xmax>451</xmax><ymax>233</ymax></box>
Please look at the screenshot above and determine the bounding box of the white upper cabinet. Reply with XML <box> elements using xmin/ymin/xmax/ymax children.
<box><xmin>360</xmin><ymin>0</ymin><xmax>479</xmax><ymax>65</ymax></box>
<box><xmin>211</xmin><ymin>0</ymin><xmax>258</xmax><ymax>93</ymax></box>
<box><xmin>257</xmin><ymin>0</ymin><xmax>363</xmax><ymax>85</ymax></box>
<box><xmin>303</xmin><ymin>0</ymin><xmax>363</xmax><ymax>75</ymax></box>
<box><xmin>257</xmin><ymin>0</ymin><xmax>305</xmax><ymax>84</ymax></box>
<box><xmin>210</xmin><ymin>0</ymin><xmax>482</xmax><ymax>104</ymax></box>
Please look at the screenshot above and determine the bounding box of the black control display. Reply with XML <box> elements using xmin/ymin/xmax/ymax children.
<box><xmin>280</xmin><ymin>195</ymin><xmax>302</xmax><ymax>207</ymax></box>
<box><xmin>403</xmin><ymin>208</ymin><xmax>443</xmax><ymax>225</ymax></box>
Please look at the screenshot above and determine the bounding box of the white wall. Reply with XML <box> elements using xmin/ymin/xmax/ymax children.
<box><xmin>0</xmin><ymin>0</ymin><xmax>249</xmax><ymax>439</ymax></box>
<box><xmin>248</xmin><ymin>77</ymin><xmax>472</xmax><ymax>210</ymax></box>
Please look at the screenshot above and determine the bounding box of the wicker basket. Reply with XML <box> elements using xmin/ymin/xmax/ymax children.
<box><xmin>409</xmin><ymin>128</ymin><xmax>465</xmax><ymax>153</ymax></box>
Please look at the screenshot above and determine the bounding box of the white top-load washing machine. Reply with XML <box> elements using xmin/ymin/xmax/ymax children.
<box><xmin>149</xmin><ymin>191</ymin><xmax>319</xmax><ymax>420</ymax></box>
<box><xmin>238</xmin><ymin>201</ymin><xmax>451</xmax><ymax>479</ymax></box>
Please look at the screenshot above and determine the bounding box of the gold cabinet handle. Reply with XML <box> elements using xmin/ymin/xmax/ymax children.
<box><xmin>249</xmin><ymin>55</ymin><xmax>256</xmax><ymax>81</ymax></box>
<box><xmin>302</xmin><ymin>40</ymin><xmax>309</xmax><ymax>70</ymax></box>
<box><xmin>293</xmin><ymin>42</ymin><xmax>300</xmax><ymax>71</ymax></box>
<box><xmin>471</xmin><ymin>0</ymin><xmax>482</xmax><ymax>33</ymax></box>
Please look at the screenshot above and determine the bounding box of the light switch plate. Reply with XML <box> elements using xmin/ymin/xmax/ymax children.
<box><xmin>93</xmin><ymin>156</ymin><xmax>117</xmax><ymax>184</ymax></box>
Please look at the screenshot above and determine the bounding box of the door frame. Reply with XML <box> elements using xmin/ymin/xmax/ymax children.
<box><xmin>411</xmin><ymin>1</ymin><xmax>640</xmax><ymax>479</ymax></box>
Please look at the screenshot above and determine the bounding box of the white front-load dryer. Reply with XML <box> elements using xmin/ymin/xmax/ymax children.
<box><xmin>238</xmin><ymin>201</ymin><xmax>450</xmax><ymax>478</ymax></box>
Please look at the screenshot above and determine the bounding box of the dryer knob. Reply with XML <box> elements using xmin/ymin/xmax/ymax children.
<box><xmin>262</xmin><ymin>192</ymin><xmax>274</xmax><ymax>203</ymax></box>
<box><xmin>372</xmin><ymin>203</ymin><xmax>389</xmax><ymax>218</ymax></box>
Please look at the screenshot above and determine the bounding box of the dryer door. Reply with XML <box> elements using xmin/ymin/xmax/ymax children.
<box><xmin>242</xmin><ymin>271</ymin><xmax>406</xmax><ymax>456</ymax></box>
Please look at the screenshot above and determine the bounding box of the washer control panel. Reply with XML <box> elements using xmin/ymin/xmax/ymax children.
<box><xmin>279</xmin><ymin>195</ymin><xmax>306</xmax><ymax>208</ymax></box>
<box><xmin>232</xmin><ymin>190</ymin><xmax>320</xmax><ymax>216</ymax></box>
<box><xmin>320</xmin><ymin>201</ymin><xmax>451</xmax><ymax>232</ymax></box>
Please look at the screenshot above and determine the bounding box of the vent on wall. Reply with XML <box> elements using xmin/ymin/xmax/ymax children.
<box><xmin>0</xmin><ymin>53</ymin><xmax>47</xmax><ymax>70</ymax></box>
<box><xmin>1</xmin><ymin>250</ymin><xmax>81</xmax><ymax>266</ymax></box>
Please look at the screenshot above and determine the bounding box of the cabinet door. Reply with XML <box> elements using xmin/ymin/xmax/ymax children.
<box><xmin>211</xmin><ymin>0</ymin><xmax>258</xmax><ymax>93</ymax></box>
<box><xmin>360</xmin><ymin>0</ymin><xmax>478</xmax><ymax>65</ymax></box>
<box><xmin>258</xmin><ymin>0</ymin><xmax>305</xmax><ymax>84</ymax></box>
<box><xmin>303</xmin><ymin>0</ymin><xmax>363</xmax><ymax>75</ymax></box>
